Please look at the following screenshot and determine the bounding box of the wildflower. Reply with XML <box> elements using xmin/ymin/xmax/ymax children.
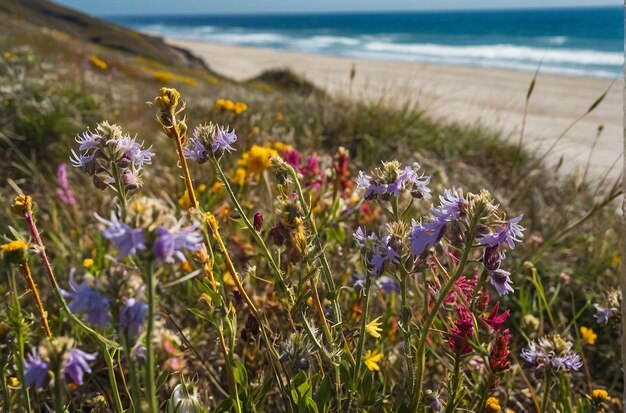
<box><xmin>357</xmin><ymin>161</ymin><xmax>430</xmax><ymax>200</ymax></box>
<box><xmin>485</xmin><ymin>397</ymin><xmax>502</xmax><ymax>413</ymax></box>
<box><xmin>89</xmin><ymin>55</ymin><xmax>108</xmax><ymax>70</ymax></box>
<box><xmin>238</xmin><ymin>145</ymin><xmax>278</xmax><ymax>174</ymax></box>
<box><xmin>233</xmin><ymin>102</ymin><xmax>248</xmax><ymax>114</ymax></box>
<box><xmin>24</xmin><ymin>348</ymin><xmax>49</xmax><ymax>388</ymax></box>
<box><xmin>478</xmin><ymin>215</ymin><xmax>524</xmax><ymax>250</ymax></box>
<box><xmin>253</xmin><ymin>211</ymin><xmax>263</xmax><ymax>231</ymax></box>
<box><xmin>334</xmin><ymin>146</ymin><xmax>353</xmax><ymax>197</ymax></box>
<box><xmin>489</xmin><ymin>269</ymin><xmax>514</xmax><ymax>296</ymax></box>
<box><xmin>580</xmin><ymin>326</ymin><xmax>597</xmax><ymax>345</ymax></box>
<box><xmin>489</xmin><ymin>329</ymin><xmax>511</xmax><ymax>373</ymax></box>
<box><xmin>593</xmin><ymin>303</ymin><xmax>613</xmax><ymax>324</ymax></box>
<box><xmin>154</xmin><ymin>223</ymin><xmax>203</xmax><ymax>263</ymax></box>
<box><xmin>376</xmin><ymin>276</ymin><xmax>400</xmax><ymax>294</ymax></box>
<box><xmin>0</xmin><ymin>239</ymin><xmax>28</xmax><ymax>264</ymax></box>
<box><xmin>301</xmin><ymin>154</ymin><xmax>325</xmax><ymax>189</ymax></box>
<box><xmin>7</xmin><ymin>377</ymin><xmax>19</xmax><ymax>387</ymax></box>
<box><xmin>351</xmin><ymin>273</ymin><xmax>366</xmax><ymax>292</ymax></box>
<box><xmin>448</xmin><ymin>306</ymin><xmax>474</xmax><ymax>355</ymax></box>
<box><xmin>112</xmin><ymin>136</ymin><xmax>155</xmax><ymax>169</ymax></box>
<box><xmin>119</xmin><ymin>298</ymin><xmax>148</xmax><ymax>340</ymax></box>
<box><xmin>361</xmin><ymin>231</ymin><xmax>400</xmax><ymax>276</ymax></box>
<box><xmin>184</xmin><ymin>123</ymin><xmax>237</xmax><ymax>161</ymax></box>
<box><xmin>61</xmin><ymin>269</ymin><xmax>110</xmax><ymax>329</ymax></box>
<box><xmin>75</xmin><ymin>131</ymin><xmax>104</xmax><ymax>152</ymax></box>
<box><xmin>521</xmin><ymin>334</ymin><xmax>582</xmax><ymax>372</ymax></box>
<box><xmin>482</xmin><ymin>302</ymin><xmax>510</xmax><ymax>331</ymax></box>
<box><xmin>11</xmin><ymin>194</ymin><xmax>33</xmax><ymax>216</ymax></box>
<box><xmin>363</xmin><ymin>349</ymin><xmax>383</xmax><ymax>371</ymax></box>
<box><xmin>283</xmin><ymin>149</ymin><xmax>302</xmax><ymax>171</ymax></box>
<box><xmin>365</xmin><ymin>317</ymin><xmax>383</xmax><ymax>339</ymax></box>
<box><xmin>170</xmin><ymin>380</ymin><xmax>203</xmax><ymax>413</ymax></box>
<box><xmin>56</xmin><ymin>163</ymin><xmax>77</xmax><ymax>206</ymax></box>
<box><xmin>82</xmin><ymin>258</ymin><xmax>94</xmax><ymax>268</ymax></box>
<box><xmin>97</xmin><ymin>213</ymin><xmax>146</xmax><ymax>259</ymax></box>
<box><xmin>591</xmin><ymin>389</ymin><xmax>609</xmax><ymax>402</ymax></box>
<box><xmin>408</xmin><ymin>188</ymin><xmax>465</xmax><ymax>256</ymax></box>
<box><xmin>63</xmin><ymin>348</ymin><xmax>97</xmax><ymax>385</ymax></box>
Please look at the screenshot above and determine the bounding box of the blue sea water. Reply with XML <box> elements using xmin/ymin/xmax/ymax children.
<box><xmin>108</xmin><ymin>7</ymin><xmax>624</xmax><ymax>78</ymax></box>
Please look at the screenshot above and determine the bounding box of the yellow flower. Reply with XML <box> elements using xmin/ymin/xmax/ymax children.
<box><xmin>485</xmin><ymin>397</ymin><xmax>501</xmax><ymax>413</ymax></box>
<box><xmin>580</xmin><ymin>326</ymin><xmax>597</xmax><ymax>345</ymax></box>
<box><xmin>210</xmin><ymin>182</ymin><xmax>223</xmax><ymax>193</ymax></box>
<box><xmin>178</xmin><ymin>190</ymin><xmax>194</xmax><ymax>210</ymax></box>
<box><xmin>197</xmin><ymin>184</ymin><xmax>207</xmax><ymax>193</ymax></box>
<box><xmin>7</xmin><ymin>377</ymin><xmax>19</xmax><ymax>387</ymax></box>
<box><xmin>234</xmin><ymin>102</ymin><xmax>248</xmax><ymax>114</ymax></box>
<box><xmin>363</xmin><ymin>349</ymin><xmax>383</xmax><ymax>371</ymax></box>
<box><xmin>0</xmin><ymin>240</ymin><xmax>27</xmax><ymax>255</ymax></box>
<box><xmin>365</xmin><ymin>317</ymin><xmax>383</xmax><ymax>339</ymax></box>
<box><xmin>4</xmin><ymin>51</ymin><xmax>12</xmax><ymax>60</ymax></box>
<box><xmin>591</xmin><ymin>389</ymin><xmax>609</xmax><ymax>402</ymax></box>
<box><xmin>89</xmin><ymin>55</ymin><xmax>108</xmax><ymax>70</ymax></box>
<box><xmin>11</xmin><ymin>194</ymin><xmax>32</xmax><ymax>216</ymax></box>
<box><xmin>222</xmin><ymin>271</ymin><xmax>237</xmax><ymax>288</ymax></box>
<box><xmin>82</xmin><ymin>258</ymin><xmax>94</xmax><ymax>268</ymax></box>
<box><xmin>232</xmin><ymin>168</ymin><xmax>248</xmax><ymax>186</ymax></box>
<box><xmin>272</xmin><ymin>141</ymin><xmax>293</xmax><ymax>156</ymax></box>
<box><xmin>238</xmin><ymin>145</ymin><xmax>278</xmax><ymax>174</ymax></box>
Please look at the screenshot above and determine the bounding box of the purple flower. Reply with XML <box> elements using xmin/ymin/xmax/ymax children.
<box><xmin>63</xmin><ymin>348</ymin><xmax>97</xmax><ymax>385</ymax></box>
<box><xmin>357</xmin><ymin>163</ymin><xmax>431</xmax><ymax>200</ymax></box>
<box><xmin>183</xmin><ymin>135</ymin><xmax>210</xmax><ymax>163</ymax></box>
<box><xmin>356</xmin><ymin>171</ymin><xmax>385</xmax><ymax>200</ymax></box>
<box><xmin>489</xmin><ymin>269</ymin><xmax>514</xmax><ymax>296</ymax></box>
<box><xmin>478</xmin><ymin>215</ymin><xmax>524</xmax><ymax>250</ymax></box>
<box><xmin>69</xmin><ymin>149</ymin><xmax>95</xmax><ymax>169</ymax></box>
<box><xmin>253</xmin><ymin>211</ymin><xmax>263</xmax><ymax>231</ymax></box>
<box><xmin>211</xmin><ymin>126</ymin><xmax>237</xmax><ymax>154</ymax></box>
<box><xmin>433</xmin><ymin>188</ymin><xmax>465</xmax><ymax>220</ymax></box>
<box><xmin>97</xmin><ymin>213</ymin><xmax>146</xmax><ymax>259</ymax></box>
<box><xmin>112</xmin><ymin>137</ymin><xmax>154</xmax><ymax>168</ymax></box>
<box><xmin>24</xmin><ymin>349</ymin><xmax>49</xmax><ymax>388</ymax></box>
<box><xmin>593</xmin><ymin>304</ymin><xmax>612</xmax><ymax>324</ymax></box>
<box><xmin>351</xmin><ymin>273</ymin><xmax>365</xmax><ymax>292</ymax></box>
<box><xmin>119</xmin><ymin>298</ymin><xmax>148</xmax><ymax>340</ymax></box>
<box><xmin>377</xmin><ymin>276</ymin><xmax>400</xmax><ymax>294</ymax></box>
<box><xmin>521</xmin><ymin>335</ymin><xmax>582</xmax><ymax>372</ymax></box>
<box><xmin>283</xmin><ymin>149</ymin><xmax>302</xmax><ymax>171</ymax></box>
<box><xmin>75</xmin><ymin>131</ymin><xmax>103</xmax><ymax>152</ymax></box>
<box><xmin>61</xmin><ymin>269</ymin><xmax>110</xmax><ymax>329</ymax></box>
<box><xmin>353</xmin><ymin>228</ymin><xmax>399</xmax><ymax>276</ymax></box>
<box><xmin>153</xmin><ymin>223</ymin><xmax>203</xmax><ymax>263</ymax></box>
<box><xmin>56</xmin><ymin>163</ymin><xmax>76</xmax><ymax>206</ymax></box>
<box><xmin>409</xmin><ymin>219</ymin><xmax>445</xmax><ymax>256</ymax></box>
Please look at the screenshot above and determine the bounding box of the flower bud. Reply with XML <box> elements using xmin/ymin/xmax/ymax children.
<box><xmin>253</xmin><ymin>211</ymin><xmax>263</xmax><ymax>231</ymax></box>
<box><xmin>11</xmin><ymin>194</ymin><xmax>32</xmax><ymax>216</ymax></box>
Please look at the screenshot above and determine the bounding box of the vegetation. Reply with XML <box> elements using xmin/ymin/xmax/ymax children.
<box><xmin>0</xmin><ymin>2</ymin><xmax>621</xmax><ymax>412</ymax></box>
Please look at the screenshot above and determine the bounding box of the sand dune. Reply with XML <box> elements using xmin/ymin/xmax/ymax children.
<box><xmin>169</xmin><ymin>39</ymin><xmax>623</xmax><ymax>181</ymax></box>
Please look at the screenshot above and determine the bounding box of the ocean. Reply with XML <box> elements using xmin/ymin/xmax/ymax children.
<box><xmin>108</xmin><ymin>7</ymin><xmax>624</xmax><ymax>78</ymax></box>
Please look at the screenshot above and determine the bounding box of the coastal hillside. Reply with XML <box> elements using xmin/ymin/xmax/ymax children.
<box><xmin>0</xmin><ymin>1</ymin><xmax>621</xmax><ymax>411</ymax></box>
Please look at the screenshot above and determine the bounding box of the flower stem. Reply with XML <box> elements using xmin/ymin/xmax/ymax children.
<box><xmin>101</xmin><ymin>345</ymin><xmax>124</xmax><ymax>413</ymax></box>
<box><xmin>351</xmin><ymin>273</ymin><xmax>372</xmax><ymax>402</ymax></box>
<box><xmin>8</xmin><ymin>270</ymin><xmax>32</xmax><ymax>413</ymax></box>
<box><xmin>411</xmin><ymin>214</ymin><xmax>479</xmax><ymax>412</ymax></box>
<box><xmin>143</xmin><ymin>259</ymin><xmax>159</xmax><ymax>412</ymax></box>
<box><xmin>18</xmin><ymin>260</ymin><xmax>52</xmax><ymax>339</ymax></box>
<box><xmin>445</xmin><ymin>356</ymin><xmax>462</xmax><ymax>413</ymax></box>
<box><xmin>123</xmin><ymin>339</ymin><xmax>143</xmax><ymax>413</ymax></box>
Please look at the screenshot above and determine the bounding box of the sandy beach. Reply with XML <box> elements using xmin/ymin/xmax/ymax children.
<box><xmin>169</xmin><ymin>38</ymin><xmax>622</xmax><ymax>180</ymax></box>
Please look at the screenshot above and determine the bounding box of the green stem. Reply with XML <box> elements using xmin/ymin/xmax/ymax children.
<box><xmin>110</xmin><ymin>162</ymin><xmax>128</xmax><ymax>221</ymax></box>
<box><xmin>101</xmin><ymin>345</ymin><xmax>124</xmax><ymax>413</ymax></box>
<box><xmin>400</xmin><ymin>273</ymin><xmax>415</xmax><ymax>395</ymax></box>
<box><xmin>9</xmin><ymin>270</ymin><xmax>32</xmax><ymax>413</ymax></box>
<box><xmin>541</xmin><ymin>373</ymin><xmax>552</xmax><ymax>412</ymax></box>
<box><xmin>53</xmin><ymin>366</ymin><xmax>64</xmax><ymax>413</ymax></box>
<box><xmin>124</xmin><ymin>339</ymin><xmax>143</xmax><ymax>413</ymax></box>
<box><xmin>445</xmin><ymin>356</ymin><xmax>462</xmax><ymax>413</ymax></box>
<box><xmin>351</xmin><ymin>273</ymin><xmax>372</xmax><ymax>399</ymax></box>
<box><xmin>411</xmin><ymin>214</ymin><xmax>480</xmax><ymax>412</ymax></box>
<box><xmin>144</xmin><ymin>260</ymin><xmax>159</xmax><ymax>412</ymax></box>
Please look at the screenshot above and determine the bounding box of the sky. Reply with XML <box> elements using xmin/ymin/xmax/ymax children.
<box><xmin>52</xmin><ymin>0</ymin><xmax>620</xmax><ymax>16</ymax></box>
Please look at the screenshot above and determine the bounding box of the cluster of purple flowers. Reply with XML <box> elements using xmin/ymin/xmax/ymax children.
<box><xmin>520</xmin><ymin>334</ymin><xmax>582</xmax><ymax>372</ymax></box>
<box><xmin>61</xmin><ymin>269</ymin><xmax>111</xmax><ymax>329</ymax></box>
<box><xmin>70</xmin><ymin>123</ymin><xmax>154</xmax><ymax>191</ymax></box>
<box><xmin>477</xmin><ymin>215</ymin><xmax>524</xmax><ymax>296</ymax></box>
<box><xmin>24</xmin><ymin>346</ymin><xmax>97</xmax><ymax>388</ymax></box>
<box><xmin>351</xmin><ymin>273</ymin><xmax>400</xmax><ymax>294</ymax></box>
<box><xmin>354</xmin><ymin>227</ymin><xmax>400</xmax><ymax>276</ymax></box>
<box><xmin>408</xmin><ymin>188</ymin><xmax>465</xmax><ymax>257</ymax></box>
<box><xmin>357</xmin><ymin>163</ymin><xmax>431</xmax><ymax>200</ymax></box>
<box><xmin>184</xmin><ymin>123</ymin><xmax>237</xmax><ymax>162</ymax></box>
<box><xmin>97</xmin><ymin>213</ymin><xmax>202</xmax><ymax>262</ymax></box>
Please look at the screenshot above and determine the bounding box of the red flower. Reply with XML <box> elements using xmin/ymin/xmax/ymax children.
<box><xmin>333</xmin><ymin>147</ymin><xmax>352</xmax><ymax>197</ymax></box>
<box><xmin>482</xmin><ymin>302</ymin><xmax>510</xmax><ymax>331</ymax></box>
<box><xmin>448</xmin><ymin>306</ymin><xmax>474</xmax><ymax>355</ymax></box>
<box><xmin>489</xmin><ymin>328</ymin><xmax>511</xmax><ymax>373</ymax></box>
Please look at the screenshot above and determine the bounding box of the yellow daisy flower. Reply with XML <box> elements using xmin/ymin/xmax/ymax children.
<box><xmin>580</xmin><ymin>326</ymin><xmax>597</xmax><ymax>345</ymax></box>
<box><xmin>365</xmin><ymin>316</ymin><xmax>383</xmax><ymax>339</ymax></box>
<box><xmin>363</xmin><ymin>349</ymin><xmax>383</xmax><ymax>372</ymax></box>
<box><xmin>485</xmin><ymin>397</ymin><xmax>501</xmax><ymax>413</ymax></box>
